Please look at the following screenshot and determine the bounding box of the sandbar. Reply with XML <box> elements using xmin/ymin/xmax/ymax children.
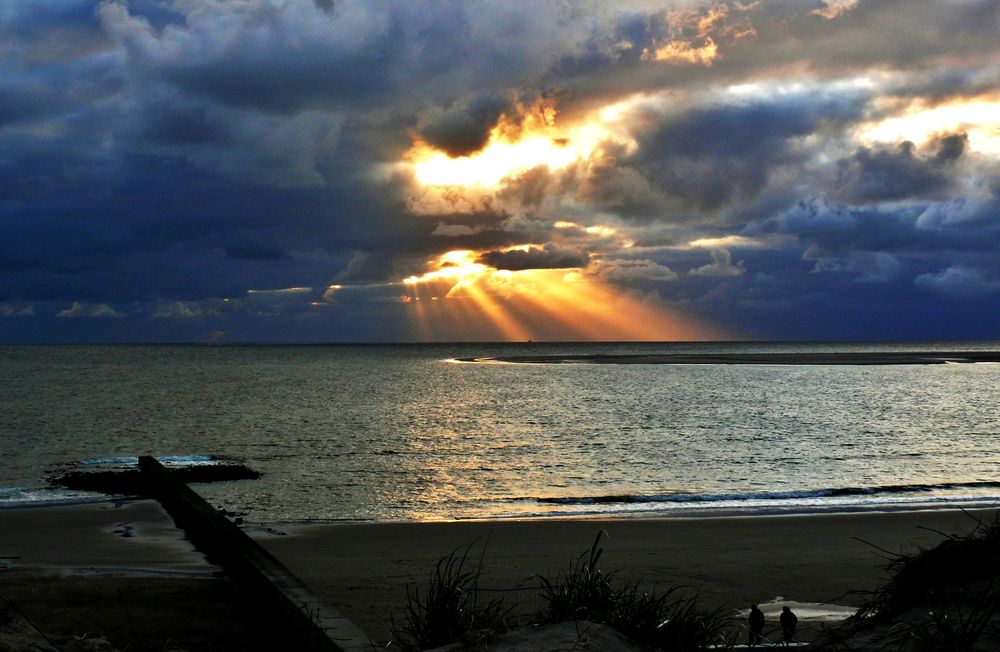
<box><xmin>461</xmin><ymin>351</ymin><xmax>1000</xmax><ymax>365</ymax></box>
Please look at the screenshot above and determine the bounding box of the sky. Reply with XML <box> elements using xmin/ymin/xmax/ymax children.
<box><xmin>2</xmin><ymin>0</ymin><xmax>999</xmax><ymax>343</ymax></box>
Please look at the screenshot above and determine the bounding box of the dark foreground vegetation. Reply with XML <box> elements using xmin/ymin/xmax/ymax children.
<box><xmin>815</xmin><ymin>511</ymin><xmax>1000</xmax><ymax>651</ymax></box>
<box><xmin>394</xmin><ymin>532</ymin><xmax>736</xmax><ymax>651</ymax></box>
<box><xmin>397</xmin><ymin>514</ymin><xmax>1000</xmax><ymax>651</ymax></box>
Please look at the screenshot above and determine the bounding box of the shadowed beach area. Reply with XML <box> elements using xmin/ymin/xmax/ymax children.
<box><xmin>460</xmin><ymin>351</ymin><xmax>1000</xmax><ymax>365</ymax></box>
<box><xmin>3</xmin><ymin>500</ymin><xmax>996</xmax><ymax>648</ymax></box>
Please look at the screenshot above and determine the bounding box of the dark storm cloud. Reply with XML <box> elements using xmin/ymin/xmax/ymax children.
<box><xmin>883</xmin><ymin>66</ymin><xmax>1000</xmax><ymax>106</ymax></box>
<box><xmin>549</xmin><ymin>0</ymin><xmax>1000</xmax><ymax>117</ymax></box>
<box><xmin>770</xmin><ymin>198</ymin><xmax>1000</xmax><ymax>262</ymax></box>
<box><xmin>626</xmin><ymin>92</ymin><xmax>866</xmax><ymax>212</ymax></box>
<box><xmin>477</xmin><ymin>244</ymin><xmax>590</xmax><ymax>272</ymax></box>
<box><xmin>575</xmin><ymin>142</ymin><xmax>670</xmax><ymax>218</ymax></box>
<box><xmin>933</xmin><ymin>133</ymin><xmax>969</xmax><ymax>164</ymax></box>
<box><xmin>833</xmin><ymin>136</ymin><xmax>966</xmax><ymax>202</ymax></box>
<box><xmin>419</xmin><ymin>95</ymin><xmax>511</xmax><ymax>157</ymax></box>
<box><xmin>2</xmin><ymin>0</ymin><xmax>1000</xmax><ymax>341</ymax></box>
<box><xmin>136</xmin><ymin>97</ymin><xmax>235</xmax><ymax>146</ymax></box>
<box><xmin>97</xmin><ymin>1</ymin><xmax>597</xmax><ymax>115</ymax></box>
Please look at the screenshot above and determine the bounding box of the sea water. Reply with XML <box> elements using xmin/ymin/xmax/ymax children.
<box><xmin>1</xmin><ymin>342</ymin><xmax>999</xmax><ymax>522</ymax></box>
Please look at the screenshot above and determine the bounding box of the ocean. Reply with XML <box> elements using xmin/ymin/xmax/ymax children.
<box><xmin>2</xmin><ymin>342</ymin><xmax>999</xmax><ymax>523</ymax></box>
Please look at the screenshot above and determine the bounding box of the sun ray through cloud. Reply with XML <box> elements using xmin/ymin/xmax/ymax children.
<box><xmin>400</xmin><ymin>250</ymin><xmax>722</xmax><ymax>341</ymax></box>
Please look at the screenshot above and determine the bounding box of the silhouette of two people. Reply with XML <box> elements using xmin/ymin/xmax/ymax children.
<box><xmin>747</xmin><ymin>604</ymin><xmax>797</xmax><ymax>646</ymax></box>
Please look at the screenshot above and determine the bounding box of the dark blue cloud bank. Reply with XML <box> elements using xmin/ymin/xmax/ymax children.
<box><xmin>1</xmin><ymin>0</ymin><xmax>999</xmax><ymax>342</ymax></box>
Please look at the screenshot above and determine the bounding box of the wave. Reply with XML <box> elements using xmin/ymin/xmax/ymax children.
<box><xmin>0</xmin><ymin>486</ymin><xmax>107</xmax><ymax>507</ymax></box>
<box><xmin>531</xmin><ymin>480</ymin><xmax>1000</xmax><ymax>506</ymax></box>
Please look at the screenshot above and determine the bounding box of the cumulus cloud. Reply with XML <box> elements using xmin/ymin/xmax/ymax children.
<box><xmin>57</xmin><ymin>302</ymin><xmax>123</xmax><ymax>318</ymax></box>
<box><xmin>0</xmin><ymin>303</ymin><xmax>34</xmax><ymax>317</ymax></box>
<box><xmin>915</xmin><ymin>266</ymin><xmax>1000</xmax><ymax>298</ymax></box>
<box><xmin>916</xmin><ymin>193</ymin><xmax>1000</xmax><ymax>228</ymax></box>
<box><xmin>149</xmin><ymin>298</ymin><xmax>246</xmax><ymax>319</ymax></box>
<box><xmin>431</xmin><ymin>223</ymin><xmax>479</xmax><ymax>237</ymax></box>
<box><xmin>642</xmin><ymin>3</ymin><xmax>756</xmax><ymax>66</ymax></box>
<box><xmin>627</xmin><ymin>91</ymin><xmax>866</xmax><ymax>211</ymax></box>
<box><xmin>834</xmin><ymin>137</ymin><xmax>965</xmax><ymax>202</ymax></box>
<box><xmin>810</xmin><ymin>0</ymin><xmax>858</xmax><ymax>20</ymax></box>
<box><xmin>588</xmin><ymin>259</ymin><xmax>679</xmax><ymax>283</ymax></box>
<box><xmin>477</xmin><ymin>244</ymin><xmax>589</xmax><ymax>271</ymax></box>
<box><xmin>151</xmin><ymin>301</ymin><xmax>203</xmax><ymax>320</ymax></box>
<box><xmin>96</xmin><ymin>0</ymin><xmax>601</xmax><ymax>115</ymax></box>
<box><xmin>419</xmin><ymin>95</ymin><xmax>511</xmax><ymax>157</ymax></box>
<box><xmin>690</xmin><ymin>249</ymin><xmax>745</xmax><ymax>277</ymax></box>
<box><xmin>804</xmin><ymin>248</ymin><xmax>902</xmax><ymax>283</ymax></box>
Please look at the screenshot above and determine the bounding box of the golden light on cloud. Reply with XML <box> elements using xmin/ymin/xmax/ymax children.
<box><xmin>810</xmin><ymin>0</ymin><xmax>858</xmax><ymax>20</ymax></box>
<box><xmin>404</xmin><ymin>98</ymin><xmax>635</xmax><ymax>193</ymax></box>
<box><xmin>412</xmin><ymin>137</ymin><xmax>580</xmax><ymax>188</ymax></box>
<box><xmin>643</xmin><ymin>3</ymin><xmax>756</xmax><ymax>66</ymax></box>
<box><xmin>400</xmin><ymin>249</ymin><xmax>719</xmax><ymax>341</ymax></box>
<box><xmin>403</xmin><ymin>250</ymin><xmax>489</xmax><ymax>287</ymax></box>
<box><xmin>858</xmin><ymin>96</ymin><xmax>1000</xmax><ymax>156</ymax></box>
<box><xmin>684</xmin><ymin>235</ymin><xmax>783</xmax><ymax>249</ymax></box>
<box><xmin>645</xmin><ymin>37</ymin><xmax>719</xmax><ymax>66</ymax></box>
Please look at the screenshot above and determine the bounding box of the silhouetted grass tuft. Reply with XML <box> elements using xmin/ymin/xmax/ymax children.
<box><xmin>856</xmin><ymin>512</ymin><xmax>1000</xmax><ymax>623</ymax></box>
<box><xmin>886</xmin><ymin>580</ymin><xmax>1000</xmax><ymax>651</ymax></box>
<box><xmin>396</xmin><ymin>532</ymin><xmax>735</xmax><ymax>651</ymax></box>
<box><xmin>536</xmin><ymin>532</ymin><xmax>736</xmax><ymax>651</ymax></box>
<box><xmin>820</xmin><ymin>511</ymin><xmax>1000</xmax><ymax>650</ymax></box>
<box><xmin>393</xmin><ymin>541</ymin><xmax>509</xmax><ymax>650</ymax></box>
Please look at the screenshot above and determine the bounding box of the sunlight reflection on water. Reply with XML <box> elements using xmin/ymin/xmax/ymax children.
<box><xmin>2</xmin><ymin>342</ymin><xmax>999</xmax><ymax>522</ymax></box>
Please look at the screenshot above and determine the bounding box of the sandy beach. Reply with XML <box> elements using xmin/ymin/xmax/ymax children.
<box><xmin>2</xmin><ymin>500</ymin><xmax>996</xmax><ymax>648</ymax></box>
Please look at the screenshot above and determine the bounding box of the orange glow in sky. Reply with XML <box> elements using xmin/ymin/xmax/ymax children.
<box><xmin>857</xmin><ymin>95</ymin><xmax>1000</xmax><ymax>156</ymax></box>
<box><xmin>404</xmin><ymin>99</ymin><xmax>635</xmax><ymax>190</ymax></box>
<box><xmin>398</xmin><ymin>101</ymin><xmax>718</xmax><ymax>341</ymax></box>
<box><xmin>401</xmin><ymin>250</ymin><xmax>719</xmax><ymax>341</ymax></box>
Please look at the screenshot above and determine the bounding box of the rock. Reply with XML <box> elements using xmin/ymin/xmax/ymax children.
<box><xmin>49</xmin><ymin>464</ymin><xmax>261</xmax><ymax>495</ymax></box>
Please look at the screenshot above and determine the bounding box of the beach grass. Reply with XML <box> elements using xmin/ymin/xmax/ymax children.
<box><xmin>394</xmin><ymin>541</ymin><xmax>510</xmax><ymax>650</ymax></box>
<box><xmin>535</xmin><ymin>531</ymin><xmax>735</xmax><ymax>650</ymax></box>
<box><xmin>819</xmin><ymin>511</ymin><xmax>1000</xmax><ymax>650</ymax></box>
<box><xmin>395</xmin><ymin>531</ymin><xmax>736</xmax><ymax>651</ymax></box>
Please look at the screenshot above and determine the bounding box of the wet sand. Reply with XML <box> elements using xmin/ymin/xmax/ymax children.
<box><xmin>2</xmin><ymin>501</ymin><xmax>996</xmax><ymax>647</ymax></box>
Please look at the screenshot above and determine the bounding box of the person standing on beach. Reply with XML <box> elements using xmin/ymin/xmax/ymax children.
<box><xmin>748</xmin><ymin>604</ymin><xmax>765</xmax><ymax>646</ymax></box>
<box><xmin>780</xmin><ymin>606</ymin><xmax>798</xmax><ymax>642</ymax></box>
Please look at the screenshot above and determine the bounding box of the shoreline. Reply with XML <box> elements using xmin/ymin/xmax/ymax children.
<box><xmin>4</xmin><ymin>490</ymin><xmax>998</xmax><ymax>523</ymax></box>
